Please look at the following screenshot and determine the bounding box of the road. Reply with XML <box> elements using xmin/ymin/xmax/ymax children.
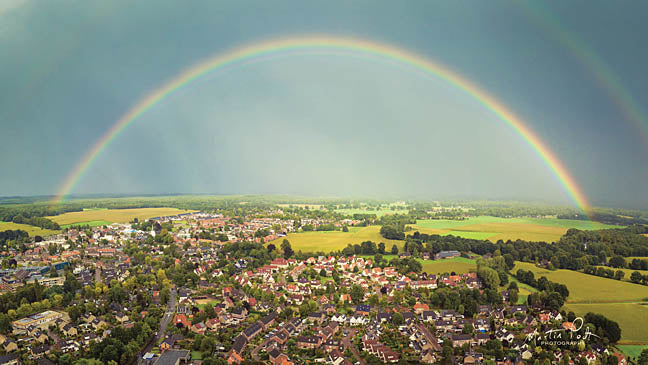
<box><xmin>95</xmin><ymin>265</ymin><xmax>102</xmax><ymax>284</ymax></box>
<box><xmin>142</xmin><ymin>288</ymin><xmax>177</xmax><ymax>355</ymax></box>
<box><xmin>342</xmin><ymin>327</ymin><xmax>366</xmax><ymax>365</ymax></box>
<box><xmin>251</xmin><ymin>338</ymin><xmax>271</xmax><ymax>362</ymax></box>
<box><xmin>416</xmin><ymin>323</ymin><xmax>442</xmax><ymax>352</ymax></box>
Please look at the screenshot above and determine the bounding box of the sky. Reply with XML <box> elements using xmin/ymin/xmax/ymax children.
<box><xmin>1</xmin><ymin>0</ymin><xmax>647</xmax><ymax>208</ymax></box>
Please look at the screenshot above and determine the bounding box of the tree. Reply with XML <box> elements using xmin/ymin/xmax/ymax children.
<box><xmin>391</xmin><ymin>245</ymin><xmax>398</xmax><ymax>255</ymax></box>
<box><xmin>614</xmin><ymin>270</ymin><xmax>625</xmax><ymax>281</ymax></box>
<box><xmin>477</xmin><ymin>266</ymin><xmax>500</xmax><ymax>289</ymax></box>
<box><xmin>609</xmin><ymin>256</ymin><xmax>626</xmax><ymax>268</ymax></box>
<box><xmin>281</xmin><ymin>239</ymin><xmax>294</xmax><ymax>259</ymax></box>
<box><xmin>350</xmin><ymin>284</ymin><xmax>364</xmax><ymax>304</ymax></box>
<box><xmin>392</xmin><ymin>312</ymin><xmax>404</xmax><ymax>325</ymax></box>
<box><xmin>378</xmin><ymin>242</ymin><xmax>386</xmax><ymax>254</ymax></box>
<box><xmin>631</xmin><ymin>271</ymin><xmax>643</xmax><ymax>283</ymax></box>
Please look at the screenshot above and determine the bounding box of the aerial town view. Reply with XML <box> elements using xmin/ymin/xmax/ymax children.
<box><xmin>1</xmin><ymin>1</ymin><xmax>648</xmax><ymax>365</ymax></box>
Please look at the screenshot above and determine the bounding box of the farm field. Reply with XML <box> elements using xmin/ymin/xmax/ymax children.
<box><xmin>409</xmin><ymin>216</ymin><xmax>621</xmax><ymax>242</ymax></box>
<box><xmin>421</xmin><ymin>257</ymin><xmax>476</xmax><ymax>275</ymax></box>
<box><xmin>513</xmin><ymin>262</ymin><xmax>648</xmax><ymax>303</ymax></box>
<box><xmin>267</xmin><ymin>226</ymin><xmax>404</xmax><ymax>253</ymax></box>
<box><xmin>277</xmin><ymin>204</ymin><xmax>323</xmax><ymax>210</ymax></box>
<box><xmin>565</xmin><ymin>303</ymin><xmax>648</xmax><ymax>344</ymax></box>
<box><xmin>335</xmin><ymin>208</ymin><xmax>409</xmax><ymax>217</ymax></box>
<box><xmin>505</xmin><ymin>275</ymin><xmax>539</xmax><ymax>304</ymax></box>
<box><xmin>0</xmin><ymin>221</ymin><xmax>60</xmax><ymax>237</ymax></box>
<box><xmin>47</xmin><ymin>207</ymin><xmax>197</xmax><ymax>226</ymax></box>
<box><xmin>617</xmin><ymin>345</ymin><xmax>648</xmax><ymax>358</ymax></box>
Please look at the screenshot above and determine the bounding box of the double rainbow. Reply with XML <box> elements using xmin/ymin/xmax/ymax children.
<box><xmin>53</xmin><ymin>36</ymin><xmax>591</xmax><ymax>215</ymax></box>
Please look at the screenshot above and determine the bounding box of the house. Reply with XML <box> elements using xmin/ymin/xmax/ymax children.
<box><xmin>356</xmin><ymin>305</ymin><xmax>371</xmax><ymax>316</ymax></box>
<box><xmin>62</xmin><ymin>323</ymin><xmax>78</xmax><ymax>337</ymax></box>
<box><xmin>0</xmin><ymin>354</ymin><xmax>20</xmax><ymax>365</ymax></box>
<box><xmin>173</xmin><ymin>314</ymin><xmax>190</xmax><ymax>329</ymax></box>
<box><xmin>31</xmin><ymin>344</ymin><xmax>51</xmax><ymax>358</ymax></box>
<box><xmin>160</xmin><ymin>336</ymin><xmax>175</xmax><ymax>351</ymax></box>
<box><xmin>297</xmin><ymin>336</ymin><xmax>321</xmax><ymax>349</ymax></box>
<box><xmin>242</xmin><ymin>322</ymin><xmax>262</xmax><ymax>340</ymax></box>
<box><xmin>413</xmin><ymin>303</ymin><xmax>429</xmax><ymax>314</ymax></box>
<box><xmin>259</xmin><ymin>311</ymin><xmax>277</xmax><ymax>330</ymax></box>
<box><xmin>191</xmin><ymin>322</ymin><xmax>207</xmax><ymax>335</ymax></box>
<box><xmin>155</xmin><ymin>349</ymin><xmax>190</xmax><ymax>365</ymax></box>
<box><xmin>451</xmin><ymin>334</ymin><xmax>472</xmax><ymax>347</ymax></box>
<box><xmin>3</xmin><ymin>340</ymin><xmax>18</xmax><ymax>352</ymax></box>
<box><xmin>435</xmin><ymin>250</ymin><xmax>460</xmax><ymax>260</ymax></box>
<box><xmin>307</xmin><ymin>312</ymin><xmax>325</xmax><ymax>324</ymax></box>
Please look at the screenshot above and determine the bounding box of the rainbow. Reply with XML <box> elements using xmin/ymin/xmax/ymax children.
<box><xmin>53</xmin><ymin>35</ymin><xmax>592</xmax><ymax>215</ymax></box>
<box><xmin>520</xmin><ymin>2</ymin><xmax>648</xmax><ymax>147</ymax></box>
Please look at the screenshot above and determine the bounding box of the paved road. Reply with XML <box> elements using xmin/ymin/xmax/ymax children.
<box><xmin>47</xmin><ymin>328</ymin><xmax>63</xmax><ymax>350</ymax></box>
<box><xmin>142</xmin><ymin>288</ymin><xmax>177</xmax><ymax>355</ymax></box>
<box><xmin>251</xmin><ymin>338</ymin><xmax>271</xmax><ymax>361</ymax></box>
<box><xmin>95</xmin><ymin>265</ymin><xmax>102</xmax><ymax>284</ymax></box>
<box><xmin>342</xmin><ymin>327</ymin><xmax>366</xmax><ymax>365</ymax></box>
<box><xmin>416</xmin><ymin>323</ymin><xmax>442</xmax><ymax>352</ymax></box>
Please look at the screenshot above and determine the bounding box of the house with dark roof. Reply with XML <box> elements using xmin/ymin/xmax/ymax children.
<box><xmin>242</xmin><ymin>322</ymin><xmax>262</xmax><ymax>340</ymax></box>
<box><xmin>154</xmin><ymin>349</ymin><xmax>190</xmax><ymax>365</ymax></box>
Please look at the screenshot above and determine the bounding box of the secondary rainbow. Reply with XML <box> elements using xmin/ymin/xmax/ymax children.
<box><xmin>53</xmin><ymin>35</ymin><xmax>592</xmax><ymax>215</ymax></box>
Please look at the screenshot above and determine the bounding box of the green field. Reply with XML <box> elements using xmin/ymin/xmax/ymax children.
<box><xmin>60</xmin><ymin>220</ymin><xmax>112</xmax><ymax>229</ymax></box>
<box><xmin>421</xmin><ymin>257</ymin><xmax>477</xmax><ymax>275</ymax></box>
<box><xmin>47</xmin><ymin>208</ymin><xmax>197</xmax><ymax>226</ymax></box>
<box><xmin>513</xmin><ymin>262</ymin><xmax>648</xmax><ymax>303</ymax></box>
<box><xmin>268</xmin><ymin>226</ymin><xmax>404</xmax><ymax>253</ymax></box>
<box><xmin>565</xmin><ymin>303</ymin><xmax>648</xmax><ymax>344</ymax></box>
<box><xmin>617</xmin><ymin>344</ymin><xmax>648</xmax><ymax>358</ymax></box>
<box><xmin>335</xmin><ymin>208</ymin><xmax>409</xmax><ymax>217</ymax></box>
<box><xmin>506</xmin><ymin>275</ymin><xmax>539</xmax><ymax>304</ymax></box>
<box><xmin>410</xmin><ymin>216</ymin><xmax>621</xmax><ymax>242</ymax></box>
<box><xmin>0</xmin><ymin>221</ymin><xmax>60</xmax><ymax>237</ymax></box>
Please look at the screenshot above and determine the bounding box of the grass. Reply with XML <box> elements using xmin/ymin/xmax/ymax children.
<box><xmin>409</xmin><ymin>216</ymin><xmax>621</xmax><ymax>243</ymax></box>
<box><xmin>617</xmin><ymin>344</ymin><xmax>648</xmax><ymax>358</ymax></box>
<box><xmin>506</xmin><ymin>275</ymin><xmax>539</xmax><ymax>304</ymax></box>
<box><xmin>564</xmin><ymin>303</ymin><xmax>648</xmax><ymax>344</ymax></box>
<box><xmin>60</xmin><ymin>220</ymin><xmax>112</xmax><ymax>229</ymax></box>
<box><xmin>421</xmin><ymin>257</ymin><xmax>477</xmax><ymax>275</ymax></box>
<box><xmin>513</xmin><ymin>262</ymin><xmax>648</xmax><ymax>303</ymax></box>
<box><xmin>267</xmin><ymin>225</ymin><xmax>404</xmax><ymax>253</ymax></box>
<box><xmin>47</xmin><ymin>207</ymin><xmax>197</xmax><ymax>225</ymax></box>
<box><xmin>335</xmin><ymin>208</ymin><xmax>409</xmax><ymax>217</ymax></box>
<box><xmin>0</xmin><ymin>221</ymin><xmax>60</xmax><ymax>237</ymax></box>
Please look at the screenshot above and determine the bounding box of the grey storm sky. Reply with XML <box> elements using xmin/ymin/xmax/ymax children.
<box><xmin>1</xmin><ymin>0</ymin><xmax>647</xmax><ymax>208</ymax></box>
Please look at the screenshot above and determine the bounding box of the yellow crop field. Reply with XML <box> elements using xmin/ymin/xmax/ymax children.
<box><xmin>267</xmin><ymin>225</ymin><xmax>404</xmax><ymax>253</ymax></box>
<box><xmin>47</xmin><ymin>208</ymin><xmax>197</xmax><ymax>226</ymax></box>
<box><xmin>0</xmin><ymin>222</ymin><xmax>60</xmax><ymax>237</ymax></box>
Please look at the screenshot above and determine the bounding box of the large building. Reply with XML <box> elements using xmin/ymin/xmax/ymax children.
<box><xmin>12</xmin><ymin>311</ymin><xmax>64</xmax><ymax>333</ymax></box>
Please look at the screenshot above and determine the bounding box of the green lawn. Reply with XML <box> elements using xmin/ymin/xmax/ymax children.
<box><xmin>268</xmin><ymin>226</ymin><xmax>404</xmax><ymax>253</ymax></box>
<box><xmin>0</xmin><ymin>221</ymin><xmax>60</xmax><ymax>237</ymax></box>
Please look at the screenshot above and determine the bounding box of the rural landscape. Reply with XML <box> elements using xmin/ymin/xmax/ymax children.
<box><xmin>2</xmin><ymin>1</ymin><xmax>648</xmax><ymax>364</ymax></box>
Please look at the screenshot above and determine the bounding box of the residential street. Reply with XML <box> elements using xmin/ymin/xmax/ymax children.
<box><xmin>141</xmin><ymin>288</ymin><xmax>177</xmax><ymax>356</ymax></box>
<box><xmin>342</xmin><ymin>327</ymin><xmax>366</xmax><ymax>365</ymax></box>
